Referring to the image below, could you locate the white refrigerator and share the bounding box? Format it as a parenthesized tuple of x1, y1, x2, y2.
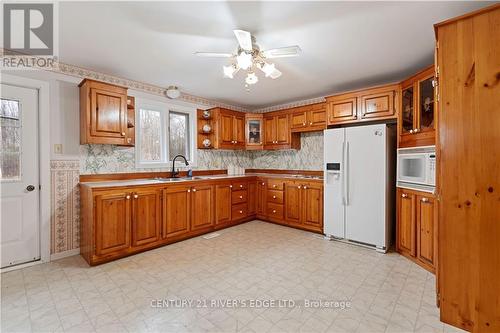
(323, 124, 396, 252)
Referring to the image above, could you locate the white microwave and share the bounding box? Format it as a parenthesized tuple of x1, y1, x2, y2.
(397, 146, 436, 189)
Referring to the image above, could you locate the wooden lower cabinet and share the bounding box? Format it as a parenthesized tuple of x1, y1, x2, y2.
(191, 185, 215, 231)
(163, 185, 191, 239)
(396, 187, 436, 272)
(80, 175, 323, 265)
(284, 181, 323, 232)
(131, 188, 161, 247)
(215, 183, 232, 225)
(94, 190, 131, 257)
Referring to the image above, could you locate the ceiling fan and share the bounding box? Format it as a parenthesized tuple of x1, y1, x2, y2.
(195, 30, 301, 87)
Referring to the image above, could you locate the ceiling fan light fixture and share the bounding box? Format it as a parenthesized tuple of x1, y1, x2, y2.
(245, 72, 258, 85)
(260, 62, 276, 77)
(166, 86, 181, 99)
(223, 65, 238, 79)
(236, 51, 252, 70)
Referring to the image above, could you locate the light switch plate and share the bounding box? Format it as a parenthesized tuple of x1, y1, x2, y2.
(54, 144, 63, 154)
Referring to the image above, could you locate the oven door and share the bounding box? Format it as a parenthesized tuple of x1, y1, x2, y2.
(397, 153, 428, 185)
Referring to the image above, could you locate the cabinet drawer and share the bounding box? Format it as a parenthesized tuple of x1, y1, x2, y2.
(267, 203, 284, 220)
(267, 180, 284, 190)
(231, 182, 247, 191)
(232, 203, 248, 220)
(231, 190, 248, 204)
(267, 190, 284, 204)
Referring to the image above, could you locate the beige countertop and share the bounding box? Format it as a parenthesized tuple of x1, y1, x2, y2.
(79, 173, 323, 189)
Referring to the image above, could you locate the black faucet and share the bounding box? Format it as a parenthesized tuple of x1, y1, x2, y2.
(171, 154, 189, 178)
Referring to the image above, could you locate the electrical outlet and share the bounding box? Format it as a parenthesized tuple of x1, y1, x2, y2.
(54, 144, 63, 154)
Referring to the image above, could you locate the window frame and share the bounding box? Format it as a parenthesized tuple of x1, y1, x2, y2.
(135, 98, 197, 169)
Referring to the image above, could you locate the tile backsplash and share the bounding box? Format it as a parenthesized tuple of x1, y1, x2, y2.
(80, 132, 324, 174)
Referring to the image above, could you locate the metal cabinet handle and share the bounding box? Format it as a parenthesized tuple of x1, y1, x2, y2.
(273, 185, 277, 188)
(240, 184, 243, 188)
(261, 182, 265, 186)
(414, 128, 419, 133)
(192, 188, 197, 192)
(121, 132, 126, 136)
(239, 210, 243, 214)
(230, 185, 233, 188)
(309, 122, 313, 125)
(273, 195, 276, 199)
(303, 122, 306, 126)
(272, 210, 276, 213)
(409, 129, 414, 134)
(133, 194, 138, 199)
(239, 195, 243, 199)
(303, 186, 308, 189)
(421, 197, 429, 203)
(401, 193, 408, 198)
(126, 195, 131, 200)
(26, 185, 35, 192)
(298, 185, 301, 189)
(187, 189, 191, 193)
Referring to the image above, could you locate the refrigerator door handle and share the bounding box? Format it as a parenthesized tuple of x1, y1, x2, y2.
(345, 141, 350, 205)
(342, 141, 346, 205)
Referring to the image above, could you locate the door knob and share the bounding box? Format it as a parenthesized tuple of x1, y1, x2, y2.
(303, 186, 308, 189)
(421, 197, 429, 203)
(133, 194, 138, 199)
(192, 188, 197, 192)
(239, 195, 243, 199)
(401, 193, 408, 198)
(126, 195, 131, 200)
(121, 132, 126, 136)
(273, 195, 276, 199)
(26, 185, 35, 192)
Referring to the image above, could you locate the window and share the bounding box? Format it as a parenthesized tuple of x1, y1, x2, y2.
(135, 99, 196, 168)
(0, 99, 21, 180)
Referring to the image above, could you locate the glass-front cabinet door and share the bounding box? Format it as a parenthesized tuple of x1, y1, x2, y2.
(245, 114, 263, 150)
(401, 85, 415, 135)
(418, 76, 435, 133)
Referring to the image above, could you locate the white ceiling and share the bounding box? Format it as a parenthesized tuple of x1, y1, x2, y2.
(59, 1, 491, 109)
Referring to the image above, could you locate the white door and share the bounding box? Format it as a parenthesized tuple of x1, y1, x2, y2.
(323, 128, 345, 238)
(1, 83, 40, 268)
(345, 124, 387, 248)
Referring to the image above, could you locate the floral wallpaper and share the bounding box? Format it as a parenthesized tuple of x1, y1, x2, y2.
(80, 132, 324, 174)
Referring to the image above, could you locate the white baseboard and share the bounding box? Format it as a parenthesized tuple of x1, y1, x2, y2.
(50, 248, 80, 261)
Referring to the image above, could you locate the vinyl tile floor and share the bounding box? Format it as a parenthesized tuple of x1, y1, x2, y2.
(1, 220, 465, 333)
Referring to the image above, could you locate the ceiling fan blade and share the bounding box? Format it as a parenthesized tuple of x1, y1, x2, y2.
(262, 46, 301, 58)
(195, 52, 233, 58)
(233, 29, 253, 51)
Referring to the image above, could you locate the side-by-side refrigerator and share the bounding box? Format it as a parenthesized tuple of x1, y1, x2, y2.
(323, 124, 396, 252)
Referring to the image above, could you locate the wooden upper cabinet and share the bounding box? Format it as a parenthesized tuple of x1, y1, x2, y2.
(163, 185, 191, 239)
(397, 188, 416, 257)
(326, 96, 357, 124)
(326, 84, 398, 125)
(398, 66, 436, 148)
(191, 185, 214, 231)
(80, 79, 131, 145)
(263, 111, 300, 150)
(94, 190, 131, 257)
(131, 188, 161, 247)
(215, 183, 232, 225)
(214, 108, 246, 149)
(360, 90, 394, 119)
(290, 102, 327, 132)
(245, 113, 263, 150)
(416, 194, 436, 268)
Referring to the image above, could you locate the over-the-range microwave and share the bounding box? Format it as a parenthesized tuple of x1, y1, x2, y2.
(397, 146, 436, 193)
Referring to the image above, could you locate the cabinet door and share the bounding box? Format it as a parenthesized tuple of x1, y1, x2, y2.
(264, 116, 276, 145)
(247, 181, 257, 216)
(219, 112, 235, 147)
(246, 117, 263, 148)
(327, 97, 357, 124)
(131, 188, 161, 247)
(360, 91, 395, 119)
(163, 186, 191, 238)
(302, 183, 323, 229)
(416, 195, 435, 267)
(233, 114, 246, 147)
(291, 111, 308, 130)
(397, 190, 416, 257)
(307, 109, 326, 128)
(215, 184, 232, 225)
(417, 75, 435, 133)
(191, 185, 215, 231)
(285, 182, 302, 224)
(276, 115, 289, 144)
(90, 88, 127, 141)
(95, 191, 131, 256)
(401, 85, 416, 135)
(256, 180, 267, 216)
